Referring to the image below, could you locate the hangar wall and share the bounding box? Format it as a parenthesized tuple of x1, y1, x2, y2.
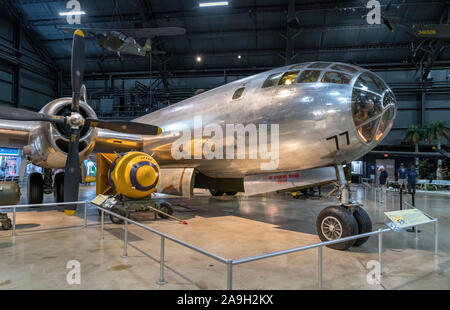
(0, 7, 56, 110)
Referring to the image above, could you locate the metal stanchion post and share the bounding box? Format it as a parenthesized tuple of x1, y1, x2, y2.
(378, 230, 384, 278)
(157, 236, 166, 285)
(12, 207, 16, 237)
(227, 260, 233, 290)
(434, 220, 439, 257)
(101, 209, 104, 240)
(122, 220, 128, 258)
(84, 202, 87, 229)
(318, 246, 323, 290)
(399, 188, 403, 210)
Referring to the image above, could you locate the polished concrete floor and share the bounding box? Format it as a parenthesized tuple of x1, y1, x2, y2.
(0, 184, 449, 290)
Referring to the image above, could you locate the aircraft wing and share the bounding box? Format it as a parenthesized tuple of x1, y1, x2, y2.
(0, 120, 35, 148)
(56, 26, 186, 37)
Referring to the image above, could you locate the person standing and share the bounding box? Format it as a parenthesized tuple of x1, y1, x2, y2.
(397, 163, 407, 191)
(379, 166, 389, 187)
(407, 166, 419, 195)
(436, 165, 444, 180)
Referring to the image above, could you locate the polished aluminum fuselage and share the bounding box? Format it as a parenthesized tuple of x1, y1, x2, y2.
(134, 63, 393, 178)
(0, 63, 395, 178)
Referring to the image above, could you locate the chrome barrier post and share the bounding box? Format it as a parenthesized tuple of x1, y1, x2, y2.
(434, 220, 439, 257)
(318, 246, 323, 290)
(84, 202, 87, 229)
(157, 236, 167, 285)
(227, 260, 233, 290)
(122, 220, 128, 258)
(378, 229, 384, 278)
(101, 209, 104, 240)
(12, 207, 16, 237)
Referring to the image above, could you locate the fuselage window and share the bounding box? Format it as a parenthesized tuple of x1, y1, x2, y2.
(297, 70, 321, 83)
(279, 71, 300, 85)
(321, 71, 352, 84)
(352, 89, 383, 127)
(354, 72, 387, 95)
(331, 64, 358, 74)
(262, 72, 283, 88)
(308, 62, 332, 69)
(232, 87, 245, 100)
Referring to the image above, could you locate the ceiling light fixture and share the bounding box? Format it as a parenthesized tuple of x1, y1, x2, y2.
(196, 56, 202, 62)
(59, 11, 86, 16)
(199, 1, 229, 8)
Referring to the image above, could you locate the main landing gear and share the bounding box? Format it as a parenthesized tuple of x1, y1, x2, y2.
(27, 169, 65, 205)
(316, 204, 372, 250)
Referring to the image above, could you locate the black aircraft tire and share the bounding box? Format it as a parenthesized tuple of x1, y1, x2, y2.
(1, 219, 12, 231)
(158, 202, 174, 219)
(352, 206, 372, 247)
(110, 207, 124, 225)
(316, 205, 358, 251)
(210, 189, 225, 197)
(28, 173, 44, 205)
(53, 172, 65, 203)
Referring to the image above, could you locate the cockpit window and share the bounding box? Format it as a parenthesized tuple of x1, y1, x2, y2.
(331, 64, 358, 74)
(383, 91, 396, 107)
(290, 63, 308, 70)
(262, 72, 283, 88)
(308, 62, 332, 69)
(354, 72, 387, 95)
(358, 120, 379, 143)
(321, 71, 352, 85)
(232, 87, 245, 100)
(297, 70, 321, 83)
(375, 107, 395, 142)
(279, 71, 300, 85)
(352, 89, 383, 127)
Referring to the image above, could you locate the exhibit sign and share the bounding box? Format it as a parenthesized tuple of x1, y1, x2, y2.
(384, 209, 431, 231)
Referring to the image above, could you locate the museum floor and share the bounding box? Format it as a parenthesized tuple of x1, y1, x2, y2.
(0, 185, 449, 290)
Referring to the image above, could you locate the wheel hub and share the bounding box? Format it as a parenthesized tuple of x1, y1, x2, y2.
(321, 216, 343, 240)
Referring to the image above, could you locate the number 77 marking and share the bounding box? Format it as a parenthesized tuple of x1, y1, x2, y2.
(326, 131, 350, 151)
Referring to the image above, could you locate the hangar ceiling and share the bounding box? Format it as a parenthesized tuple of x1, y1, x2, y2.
(9, 0, 450, 77)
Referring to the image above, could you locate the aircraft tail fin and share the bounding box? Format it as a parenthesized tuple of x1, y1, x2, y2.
(144, 38, 152, 53)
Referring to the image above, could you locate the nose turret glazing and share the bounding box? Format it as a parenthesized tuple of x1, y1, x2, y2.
(351, 72, 396, 144)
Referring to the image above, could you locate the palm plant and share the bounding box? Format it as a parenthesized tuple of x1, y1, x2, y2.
(426, 120, 449, 166)
(404, 125, 426, 166)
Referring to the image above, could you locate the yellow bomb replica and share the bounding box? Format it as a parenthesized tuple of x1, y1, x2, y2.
(108, 152, 160, 199)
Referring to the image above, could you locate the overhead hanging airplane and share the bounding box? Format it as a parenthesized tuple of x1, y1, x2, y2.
(57, 26, 186, 60)
(0, 30, 397, 250)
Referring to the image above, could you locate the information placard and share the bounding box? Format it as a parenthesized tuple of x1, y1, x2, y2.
(384, 209, 431, 230)
(91, 194, 108, 206)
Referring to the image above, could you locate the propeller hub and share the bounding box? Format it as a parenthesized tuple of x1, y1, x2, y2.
(68, 112, 84, 128)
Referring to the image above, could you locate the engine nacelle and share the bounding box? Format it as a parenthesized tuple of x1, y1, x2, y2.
(23, 98, 98, 169)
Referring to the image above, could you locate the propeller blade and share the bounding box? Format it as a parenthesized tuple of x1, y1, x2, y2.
(85, 119, 162, 135)
(64, 129, 81, 216)
(71, 29, 86, 113)
(383, 17, 394, 32)
(0, 106, 66, 124)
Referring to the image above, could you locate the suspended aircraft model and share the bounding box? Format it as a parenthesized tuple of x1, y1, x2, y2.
(57, 26, 186, 60)
(0, 30, 398, 250)
(378, 0, 450, 82)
